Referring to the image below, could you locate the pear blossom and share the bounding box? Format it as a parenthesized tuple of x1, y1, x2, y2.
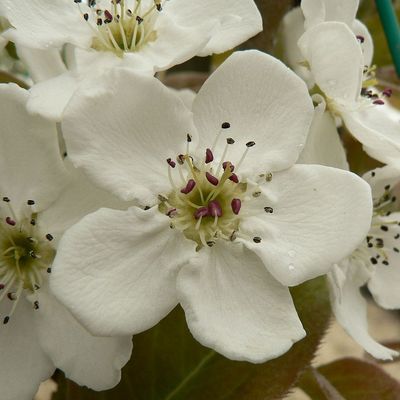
(0, 0, 262, 121)
(299, 110, 399, 360)
(50, 50, 372, 363)
(280, 0, 373, 89)
(0, 84, 133, 400)
(298, 21, 400, 168)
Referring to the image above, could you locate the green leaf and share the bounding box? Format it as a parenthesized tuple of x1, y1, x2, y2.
(299, 357, 400, 400)
(53, 277, 331, 400)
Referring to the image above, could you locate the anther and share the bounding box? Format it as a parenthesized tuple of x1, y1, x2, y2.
(3, 316, 9, 325)
(144, 206, 151, 210)
(265, 173, 273, 182)
(205, 148, 214, 164)
(136, 16, 144, 24)
(97, 18, 103, 25)
(5, 217, 16, 226)
(155, 2, 162, 11)
(356, 35, 365, 43)
(206, 172, 219, 186)
(7, 293, 16, 301)
(46, 234, 54, 241)
(395, 234, 400, 239)
(47, 267, 52, 274)
(186, 134, 192, 143)
(29, 250, 38, 259)
(371, 171, 376, 177)
(229, 173, 239, 183)
(373, 99, 385, 105)
(104, 10, 113, 22)
(382, 260, 389, 266)
(231, 199, 241, 215)
(252, 191, 261, 197)
(208, 201, 222, 217)
(383, 88, 393, 97)
(221, 122, 230, 129)
(167, 158, 176, 168)
(83, 13, 89, 21)
(394, 247, 399, 253)
(253, 236, 262, 243)
(0, 284, 4, 290)
(206, 241, 215, 247)
(34, 301, 40, 310)
(367, 242, 373, 248)
(370, 257, 378, 265)
(181, 179, 196, 194)
(2, 197, 10, 203)
(385, 185, 391, 191)
(222, 161, 234, 171)
(27, 200, 35, 205)
(30, 219, 36, 226)
(264, 206, 274, 213)
(194, 207, 209, 219)
(166, 208, 177, 217)
(88, 0, 96, 6)
(381, 225, 389, 232)
(177, 154, 185, 165)
(226, 138, 235, 145)
(246, 141, 256, 147)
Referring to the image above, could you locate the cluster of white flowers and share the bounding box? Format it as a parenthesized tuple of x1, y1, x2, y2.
(0, 0, 398, 398)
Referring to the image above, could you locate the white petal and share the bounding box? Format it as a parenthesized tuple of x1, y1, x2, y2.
(2, 0, 92, 49)
(16, 46, 66, 83)
(39, 163, 130, 242)
(298, 99, 349, 169)
(62, 68, 196, 205)
(177, 242, 305, 363)
(298, 22, 363, 103)
(0, 84, 69, 215)
(165, 0, 262, 56)
(51, 206, 196, 336)
(193, 50, 314, 175)
(279, 7, 314, 88)
(32, 290, 133, 391)
(301, 0, 325, 29)
(323, 0, 359, 26)
(27, 72, 79, 122)
(239, 164, 372, 286)
(329, 262, 398, 360)
(0, 297, 55, 400)
(352, 19, 374, 67)
(342, 105, 400, 167)
(362, 165, 400, 201)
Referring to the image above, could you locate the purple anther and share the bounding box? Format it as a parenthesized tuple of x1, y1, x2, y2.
(167, 158, 176, 168)
(383, 88, 393, 97)
(356, 35, 365, 43)
(0, 284, 4, 290)
(373, 99, 385, 105)
(166, 208, 177, 217)
(205, 148, 214, 163)
(231, 198, 241, 215)
(181, 179, 196, 194)
(208, 200, 222, 217)
(104, 10, 113, 21)
(194, 207, 209, 219)
(5, 217, 16, 226)
(177, 154, 185, 165)
(223, 161, 234, 172)
(206, 172, 219, 186)
(229, 173, 239, 183)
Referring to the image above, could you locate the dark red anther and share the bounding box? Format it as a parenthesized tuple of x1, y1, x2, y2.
(0, 284, 4, 290)
(104, 9, 113, 21)
(206, 172, 219, 186)
(167, 158, 176, 168)
(229, 173, 239, 183)
(194, 207, 209, 219)
(181, 179, 196, 194)
(383, 88, 393, 97)
(222, 161, 234, 172)
(166, 208, 177, 217)
(205, 148, 214, 163)
(5, 217, 16, 226)
(177, 154, 185, 165)
(373, 99, 385, 105)
(208, 200, 222, 217)
(356, 35, 365, 43)
(231, 198, 241, 215)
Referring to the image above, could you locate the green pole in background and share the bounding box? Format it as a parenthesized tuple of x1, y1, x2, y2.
(375, 0, 400, 77)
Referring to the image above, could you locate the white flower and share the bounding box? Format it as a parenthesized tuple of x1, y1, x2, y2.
(298, 20, 400, 168)
(50, 50, 372, 363)
(279, 0, 372, 86)
(1, 0, 262, 121)
(299, 107, 400, 360)
(0, 84, 133, 400)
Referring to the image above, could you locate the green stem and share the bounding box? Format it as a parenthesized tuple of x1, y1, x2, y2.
(164, 351, 215, 400)
(375, 0, 400, 77)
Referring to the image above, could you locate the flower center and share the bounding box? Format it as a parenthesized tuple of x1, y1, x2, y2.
(75, 0, 162, 55)
(0, 198, 55, 324)
(159, 123, 261, 250)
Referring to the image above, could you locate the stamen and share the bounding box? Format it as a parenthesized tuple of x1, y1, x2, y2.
(208, 201, 222, 217)
(231, 199, 241, 215)
(206, 172, 219, 186)
(205, 148, 214, 164)
(194, 207, 209, 220)
(181, 179, 196, 194)
(236, 141, 256, 172)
